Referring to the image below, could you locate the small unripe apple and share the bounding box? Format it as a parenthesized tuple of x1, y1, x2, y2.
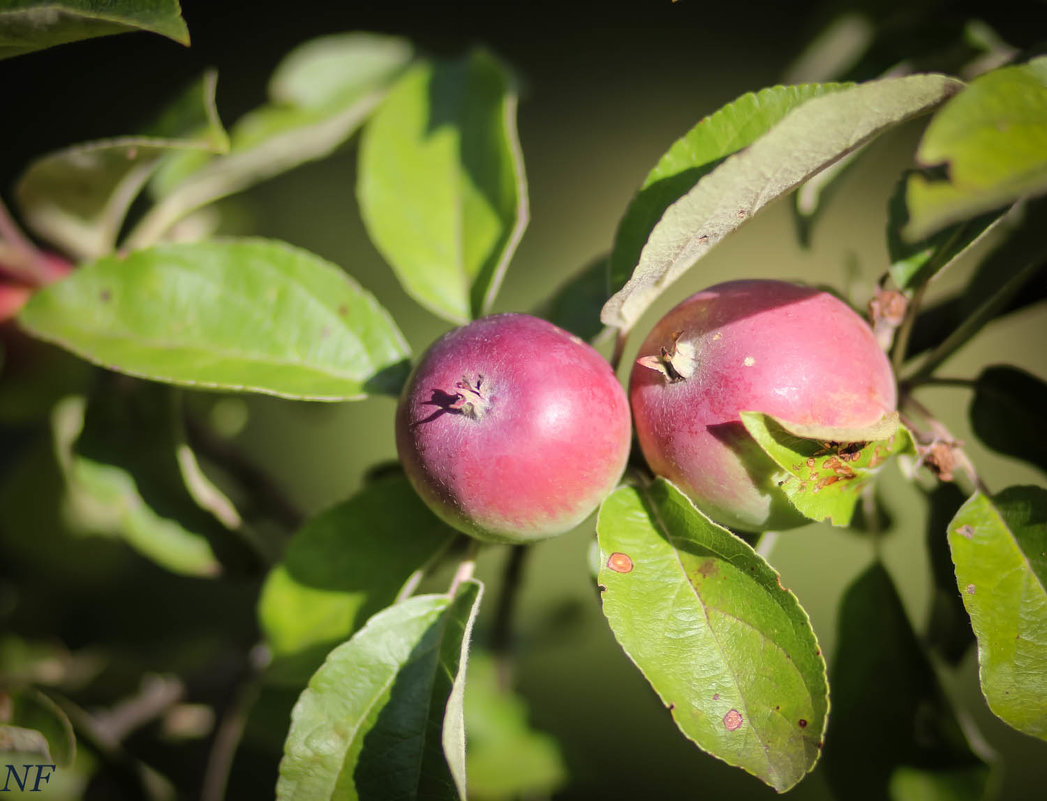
(396, 313, 631, 544)
(629, 279, 897, 532)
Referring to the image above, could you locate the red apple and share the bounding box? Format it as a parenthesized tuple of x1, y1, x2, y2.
(396, 313, 631, 544)
(629, 279, 897, 532)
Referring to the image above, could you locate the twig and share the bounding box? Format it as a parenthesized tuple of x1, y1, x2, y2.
(200, 644, 269, 801)
(491, 545, 529, 691)
(92, 675, 184, 743)
(900, 393, 989, 496)
(184, 414, 304, 532)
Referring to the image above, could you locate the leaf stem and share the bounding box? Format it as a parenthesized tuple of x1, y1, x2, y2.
(200, 644, 268, 801)
(890, 281, 926, 377)
(610, 328, 628, 372)
(491, 544, 529, 691)
(448, 540, 479, 596)
(906, 375, 977, 390)
(0, 195, 48, 285)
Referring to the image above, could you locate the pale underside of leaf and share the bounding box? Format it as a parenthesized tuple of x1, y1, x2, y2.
(601, 74, 963, 331)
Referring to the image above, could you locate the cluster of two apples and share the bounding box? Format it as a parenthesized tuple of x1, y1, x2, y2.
(396, 280, 898, 544)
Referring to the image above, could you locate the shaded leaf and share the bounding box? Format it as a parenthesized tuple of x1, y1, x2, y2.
(0, 688, 76, 768)
(924, 484, 976, 665)
(464, 652, 566, 800)
(822, 563, 994, 801)
(15, 71, 228, 260)
(0, 0, 188, 60)
(905, 57, 1047, 240)
(887, 175, 1005, 290)
(610, 83, 850, 293)
(132, 34, 411, 248)
(51, 386, 229, 578)
(358, 50, 528, 323)
(259, 475, 458, 685)
(18, 239, 411, 400)
(277, 580, 483, 801)
(596, 479, 828, 793)
(970, 365, 1047, 475)
(948, 487, 1047, 740)
(740, 412, 914, 527)
(601, 74, 962, 330)
(537, 254, 610, 343)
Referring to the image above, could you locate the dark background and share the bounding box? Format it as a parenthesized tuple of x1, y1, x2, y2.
(3, 1, 1047, 799)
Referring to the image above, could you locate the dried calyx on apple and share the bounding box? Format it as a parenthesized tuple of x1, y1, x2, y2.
(396, 313, 632, 545)
(629, 279, 898, 532)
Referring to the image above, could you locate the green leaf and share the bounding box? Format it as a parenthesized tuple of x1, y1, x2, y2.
(130, 34, 412, 249)
(887, 175, 1005, 290)
(18, 239, 411, 400)
(277, 580, 483, 801)
(740, 412, 914, 527)
(948, 487, 1047, 740)
(0, 0, 188, 60)
(601, 74, 962, 331)
(970, 366, 1047, 475)
(536, 254, 610, 344)
(15, 70, 228, 260)
(51, 387, 228, 578)
(259, 475, 458, 684)
(464, 652, 566, 800)
(358, 50, 528, 323)
(610, 83, 851, 293)
(596, 479, 828, 792)
(0, 688, 76, 768)
(822, 563, 994, 801)
(905, 57, 1047, 241)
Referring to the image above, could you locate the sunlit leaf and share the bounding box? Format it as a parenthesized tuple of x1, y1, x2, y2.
(259, 476, 457, 684)
(131, 34, 412, 249)
(970, 365, 1047, 475)
(0, 0, 188, 60)
(740, 412, 914, 527)
(601, 74, 961, 331)
(358, 50, 528, 323)
(597, 479, 828, 792)
(277, 581, 483, 801)
(610, 83, 850, 293)
(464, 652, 566, 800)
(822, 563, 994, 801)
(948, 487, 1047, 740)
(19, 239, 411, 400)
(15, 71, 227, 260)
(905, 57, 1047, 240)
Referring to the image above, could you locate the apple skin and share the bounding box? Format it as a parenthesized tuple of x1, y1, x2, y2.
(629, 279, 897, 532)
(396, 313, 631, 544)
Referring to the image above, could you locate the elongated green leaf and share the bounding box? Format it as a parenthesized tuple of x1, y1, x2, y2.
(0, 0, 188, 59)
(949, 487, 1047, 740)
(597, 479, 828, 792)
(610, 83, 851, 292)
(277, 580, 483, 801)
(259, 475, 458, 684)
(822, 563, 994, 801)
(740, 412, 914, 527)
(51, 387, 229, 578)
(16, 71, 228, 260)
(970, 366, 1047, 475)
(601, 74, 962, 330)
(358, 50, 528, 323)
(132, 34, 411, 249)
(906, 57, 1047, 241)
(887, 176, 1005, 290)
(0, 689, 76, 768)
(19, 239, 410, 400)
(463, 652, 565, 800)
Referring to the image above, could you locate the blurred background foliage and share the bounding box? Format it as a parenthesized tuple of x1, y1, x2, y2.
(2, 0, 1046, 798)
